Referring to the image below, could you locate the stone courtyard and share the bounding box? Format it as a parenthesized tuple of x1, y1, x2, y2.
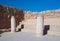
(0, 5, 60, 36)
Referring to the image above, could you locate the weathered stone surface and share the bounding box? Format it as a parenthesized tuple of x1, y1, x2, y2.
(0, 5, 24, 30)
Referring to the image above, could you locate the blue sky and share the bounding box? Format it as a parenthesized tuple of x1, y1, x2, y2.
(0, 0, 60, 12)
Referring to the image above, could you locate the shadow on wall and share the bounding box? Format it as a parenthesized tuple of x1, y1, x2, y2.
(43, 25, 50, 35)
(21, 24, 24, 29)
(17, 24, 24, 32)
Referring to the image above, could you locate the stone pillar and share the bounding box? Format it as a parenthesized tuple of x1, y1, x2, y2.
(36, 16, 44, 37)
(11, 16, 16, 33)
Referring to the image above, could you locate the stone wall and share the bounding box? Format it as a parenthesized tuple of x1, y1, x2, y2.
(24, 10, 60, 19)
(0, 5, 24, 29)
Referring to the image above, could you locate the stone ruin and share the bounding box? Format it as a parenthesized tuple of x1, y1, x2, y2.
(0, 5, 24, 31)
(0, 5, 60, 36)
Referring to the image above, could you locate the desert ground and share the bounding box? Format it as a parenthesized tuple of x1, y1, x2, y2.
(0, 32, 60, 41)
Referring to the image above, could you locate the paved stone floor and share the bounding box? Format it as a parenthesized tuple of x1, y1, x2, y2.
(0, 32, 60, 41)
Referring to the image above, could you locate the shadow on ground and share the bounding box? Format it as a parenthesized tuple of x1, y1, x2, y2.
(0, 31, 4, 37)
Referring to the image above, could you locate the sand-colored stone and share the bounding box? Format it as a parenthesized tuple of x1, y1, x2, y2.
(22, 9, 60, 36)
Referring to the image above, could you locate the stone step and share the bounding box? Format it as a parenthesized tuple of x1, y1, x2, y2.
(48, 30, 60, 36)
(22, 27, 36, 32)
(24, 27, 36, 30)
(24, 25, 36, 28)
(50, 26, 60, 31)
(50, 28, 60, 31)
(21, 28, 36, 33)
